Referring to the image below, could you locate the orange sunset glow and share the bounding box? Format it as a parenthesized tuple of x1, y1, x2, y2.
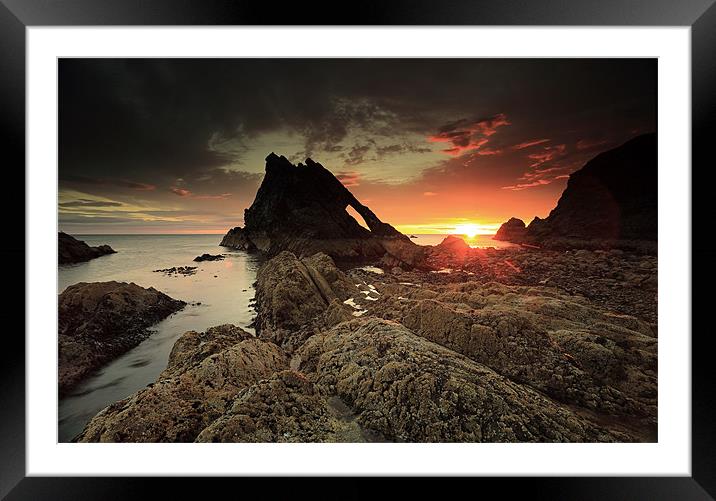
(58, 59, 656, 235)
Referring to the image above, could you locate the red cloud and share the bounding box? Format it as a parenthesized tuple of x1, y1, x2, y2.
(576, 138, 609, 150)
(171, 187, 192, 197)
(428, 113, 510, 156)
(336, 171, 361, 187)
(170, 187, 231, 199)
(501, 179, 553, 191)
(125, 181, 156, 191)
(193, 193, 232, 200)
(423, 191, 438, 197)
(501, 144, 574, 191)
(474, 147, 503, 156)
(527, 144, 567, 167)
(511, 138, 550, 150)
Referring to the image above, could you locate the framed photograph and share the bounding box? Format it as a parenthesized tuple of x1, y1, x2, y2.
(3, 0, 713, 498)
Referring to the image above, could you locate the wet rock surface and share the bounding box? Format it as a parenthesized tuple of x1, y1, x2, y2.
(58, 281, 185, 395)
(59, 232, 116, 265)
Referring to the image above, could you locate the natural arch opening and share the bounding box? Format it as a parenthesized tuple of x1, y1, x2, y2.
(346, 205, 370, 231)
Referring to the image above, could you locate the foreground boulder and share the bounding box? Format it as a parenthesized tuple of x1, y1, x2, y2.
(196, 370, 378, 443)
(254, 251, 358, 352)
(58, 281, 185, 395)
(58, 232, 116, 264)
(78, 316, 639, 443)
(220, 153, 425, 267)
(371, 280, 656, 428)
(294, 318, 635, 442)
(76, 325, 288, 442)
(78, 325, 375, 443)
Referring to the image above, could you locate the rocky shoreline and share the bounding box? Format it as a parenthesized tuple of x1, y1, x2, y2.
(75, 245, 657, 442)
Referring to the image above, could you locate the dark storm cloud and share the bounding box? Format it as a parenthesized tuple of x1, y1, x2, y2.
(60, 58, 655, 177)
(376, 143, 432, 157)
(344, 144, 372, 166)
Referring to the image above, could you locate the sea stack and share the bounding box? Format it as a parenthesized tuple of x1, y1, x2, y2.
(220, 153, 427, 267)
(493, 217, 527, 242)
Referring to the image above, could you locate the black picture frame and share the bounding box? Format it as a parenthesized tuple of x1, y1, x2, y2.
(2, 0, 713, 498)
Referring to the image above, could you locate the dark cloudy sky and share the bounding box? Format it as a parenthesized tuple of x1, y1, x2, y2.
(58, 58, 656, 234)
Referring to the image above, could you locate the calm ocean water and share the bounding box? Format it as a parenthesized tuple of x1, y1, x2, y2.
(58, 234, 260, 442)
(57, 232, 511, 441)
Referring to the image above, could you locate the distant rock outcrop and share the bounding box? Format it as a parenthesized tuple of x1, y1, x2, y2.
(59, 232, 116, 264)
(425, 235, 471, 269)
(496, 133, 657, 250)
(220, 153, 425, 267)
(193, 253, 224, 262)
(58, 281, 185, 395)
(494, 217, 527, 242)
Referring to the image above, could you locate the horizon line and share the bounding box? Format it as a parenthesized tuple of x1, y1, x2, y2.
(63, 232, 495, 236)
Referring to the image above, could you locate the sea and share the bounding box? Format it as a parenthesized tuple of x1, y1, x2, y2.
(57, 233, 514, 441)
(409, 234, 516, 249)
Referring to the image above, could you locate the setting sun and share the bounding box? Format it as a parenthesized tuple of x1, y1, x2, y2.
(453, 223, 480, 237)
(452, 223, 496, 238)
